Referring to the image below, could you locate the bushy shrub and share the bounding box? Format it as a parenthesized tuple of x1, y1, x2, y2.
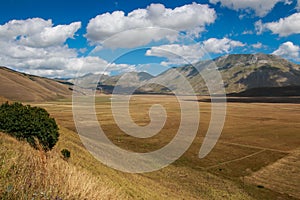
(61, 149, 71, 160)
(0, 102, 59, 151)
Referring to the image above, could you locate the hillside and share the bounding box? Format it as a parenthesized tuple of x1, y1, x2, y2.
(246, 148, 300, 199)
(0, 119, 254, 200)
(73, 54, 300, 96)
(0, 67, 72, 102)
(0, 132, 122, 199)
(214, 54, 300, 94)
(228, 86, 300, 97)
(149, 53, 300, 95)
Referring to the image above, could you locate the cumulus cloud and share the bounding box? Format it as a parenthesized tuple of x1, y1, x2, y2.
(15, 56, 135, 78)
(272, 41, 300, 61)
(202, 38, 245, 53)
(0, 18, 81, 47)
(146, 38, 244, 66)
(209, 0, 291, 17)
(101, 28, 178, 49)
(0, 18, 134, 78)
(86, 3, 216, 48)
(146, 44, 205, 66)
(257, 13, 300, 36)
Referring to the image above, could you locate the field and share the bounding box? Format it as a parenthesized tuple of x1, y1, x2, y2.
(2, 95, 300, 199)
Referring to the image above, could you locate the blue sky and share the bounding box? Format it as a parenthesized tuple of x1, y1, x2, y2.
(0, 0, 300, 77)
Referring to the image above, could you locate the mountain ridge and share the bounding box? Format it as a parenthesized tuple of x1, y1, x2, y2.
(1, 53, 300, 101)
(71, 53, 300, 95)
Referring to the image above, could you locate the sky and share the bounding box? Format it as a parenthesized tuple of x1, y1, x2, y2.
(0, 0, 300, 78)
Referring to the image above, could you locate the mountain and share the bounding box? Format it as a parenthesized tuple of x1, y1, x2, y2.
(4, 53, 298, 100)
(213, 53, 300, 94)
(83, 53, 300, 96)
(0, 66, 72, 101)
(148, 53, 300, 95)
(68, 73, 110, 89)
(100, 71, 154, 86)
(68, 71, 154, 93)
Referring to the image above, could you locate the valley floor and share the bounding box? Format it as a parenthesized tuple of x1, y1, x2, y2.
(1, 95, 300, 199)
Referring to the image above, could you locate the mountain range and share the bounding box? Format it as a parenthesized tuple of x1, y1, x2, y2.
(1, 53, 300, 102)
(69, 53, 300, 96)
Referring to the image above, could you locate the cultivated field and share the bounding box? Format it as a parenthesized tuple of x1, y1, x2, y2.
(20, 95, 300, 199)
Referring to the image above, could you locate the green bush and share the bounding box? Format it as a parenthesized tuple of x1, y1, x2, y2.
(61, 149, 71, 160)
(0, 102, 59, 151)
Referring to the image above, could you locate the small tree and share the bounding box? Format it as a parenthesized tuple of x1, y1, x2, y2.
(0, 102, 59, 151)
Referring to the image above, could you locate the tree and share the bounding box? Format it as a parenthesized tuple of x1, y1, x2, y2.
(0, 102, 59, 151)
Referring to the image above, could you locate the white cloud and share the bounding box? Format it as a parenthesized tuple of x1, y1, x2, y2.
(15, 56, 135, 78)
(145, 38, 245, 66)
(146, 44, 205, 65)
(255, 20, 264, 35)
(86, 3, 216, 48)
(252, 42, 263, 49)
(0, 18, 134, 78)
(0, 18, 81, 47)
(242, 30, 253, 35)
(272, 41, 300, 61)
(297, 0, 300, 10)
(209, 0, 291, 17)
(258, 13, 300, 36)
(202, 38, 245, 53)
(64, 57, 135, 78)
(101, 28, 178, 49)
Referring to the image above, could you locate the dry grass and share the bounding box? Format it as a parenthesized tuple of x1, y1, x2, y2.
(6, 95, 300, 199)
(0, 96, 9, 104)
(0, 67, 71, 102)
(0, 132, 123, 200)
(245, 149, 300, 199)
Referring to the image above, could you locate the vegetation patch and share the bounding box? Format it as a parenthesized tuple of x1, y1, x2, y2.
(61, 149, 71, 160)
(0, 102, 59, 151)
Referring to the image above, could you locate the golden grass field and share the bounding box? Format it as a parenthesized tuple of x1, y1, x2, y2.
(1, 95, 300, 199)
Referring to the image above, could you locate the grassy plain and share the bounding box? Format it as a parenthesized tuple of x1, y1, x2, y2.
(1, 95, 300, 199)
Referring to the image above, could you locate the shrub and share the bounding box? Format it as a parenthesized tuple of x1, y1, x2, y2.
(61, 149, 71, 160)
(0, 102, 59, 151)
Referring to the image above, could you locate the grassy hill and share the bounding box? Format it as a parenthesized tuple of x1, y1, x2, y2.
(0, 132, 122, 199)
(0, 105, 256, 200)
(0, 128, 254, 200)
(0, 67, 72, 102)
